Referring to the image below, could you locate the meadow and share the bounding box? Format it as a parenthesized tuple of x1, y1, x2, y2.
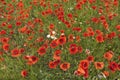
(0, 0, 120, 80)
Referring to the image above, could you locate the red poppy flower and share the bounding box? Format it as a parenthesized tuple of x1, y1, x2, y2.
(108, 14, 114, 20)
(67, 13, 73, 19)
(87, 55, 94, 62)
(54, 60, 61, 65)
(113, 0, 118, 6)
(118, 64, 120, 71)
(116, 25, 120, 31)
(79, 60, 89, 69)
(21, 70, 28, 77)
(95, 30, 103, 35)
(76, 36, 80, 42)
(108, 61, 118, 72)
(0, 52, 3, 56)
(99, 15, 105, 21)
(96, 34, 104, 43)
(57, 36, 66, 45)
(68, 34, 74, 42)
(87, 27, 93, 32)
(1, 22, 7, 27)
(91, 17, 99, 23)
(18, 26, 27, 33)
(49, 24, 54, 30)
(91, 6, 97, 10)
(0, 30, 6, 35)
(60, 30, 64, 33)
(16, 21, 22, 26)
(72, 27, 82, 32)
(60, 62, 70, 71)
(53, 50, 62, 60)
(49, 61, 58, 69)
(17, 1, 24, 8)
(83, 69, 89, 78)
(37, 47, 46, 56)
(88, 0, 96, 4)
(69, 44, 78, 55)
(102, 71, 109, 77)
(1, 37, 9, 44)
(2, 43, 9, 51)
(107, 32, 116, 39)
(11, 48, 21, 57)
(104, 51, 113, 61)
(87, 27, 95, 36)
(102, 21, 109, 30)
(83, 32, 89, 37)
(78, 46, 83, 53)
(7, 24, 12, 29)
(19, 48, 25, 54)
(42, 43, 48, 49)
(94, 62, 104, 70)
(50, 40, 58, 48)
(27, 56, 39, 65)
(82, 0, 87, 4)
(74, 67, 85, 76)
(75, 3, 82, 10)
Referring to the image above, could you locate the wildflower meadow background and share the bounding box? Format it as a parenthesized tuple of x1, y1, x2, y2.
(0, 0, 120, 80)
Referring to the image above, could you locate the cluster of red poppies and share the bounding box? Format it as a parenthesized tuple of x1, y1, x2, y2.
(0, 0, 120, 79)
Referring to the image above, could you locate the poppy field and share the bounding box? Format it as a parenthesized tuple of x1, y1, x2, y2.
(0, 0, 120, 80)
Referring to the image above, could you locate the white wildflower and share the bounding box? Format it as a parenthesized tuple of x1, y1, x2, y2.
(47, 34, 51, 38)
(52, 31, 56, 35)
